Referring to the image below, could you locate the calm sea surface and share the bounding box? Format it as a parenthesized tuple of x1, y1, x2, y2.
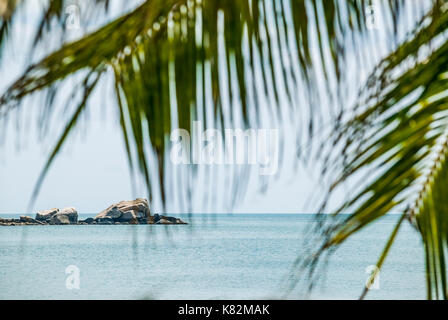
(0, 214, 425, 299)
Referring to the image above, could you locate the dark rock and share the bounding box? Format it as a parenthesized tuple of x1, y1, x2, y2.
(117, 210, 137, 222)
(156, 218, 173, 225)
(20, 216, 44, 225)
(79, 218, 94, 224)
(165, 216, 178, 223)
(138, 218, 148, 224)
(152, 215, 187, 225)
(96, 217, 114, 225)
(84, 218, 94, 224)
(176, 219, 187, 224)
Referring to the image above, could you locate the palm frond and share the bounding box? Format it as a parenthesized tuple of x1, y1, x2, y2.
(0, 0, 20, 58)
(414, 135, 448, 299)
(309, 1, 448, 299)
(33, 0, 110, 45)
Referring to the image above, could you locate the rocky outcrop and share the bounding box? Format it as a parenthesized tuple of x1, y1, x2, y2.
(20, 216, 44, 225)
(153, 213, 187, 225)
(94, 198, 150, 224)
(0, 199, 187, 226)
(0, 215, 47, 226)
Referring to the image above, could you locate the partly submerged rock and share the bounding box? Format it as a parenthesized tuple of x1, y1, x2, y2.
(156, 218, 173, 225)
(20, 216, 44, 225)
(49, 207, 78, 225)
(36, 208, 59, 222)
(96, 217, 114, 225)
(153, 214, 187, 225)
(79, 217, 94, 224)
(0, 218, 20, 226)
(95, 198, 150, 222)
(50, 214, 70, 225)
(118, 210, 138, 223)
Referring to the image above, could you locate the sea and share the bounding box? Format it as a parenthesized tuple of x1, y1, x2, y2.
(0, 214, 425, 299)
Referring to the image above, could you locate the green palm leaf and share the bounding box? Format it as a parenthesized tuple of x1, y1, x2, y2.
(308, 1, 448, 299)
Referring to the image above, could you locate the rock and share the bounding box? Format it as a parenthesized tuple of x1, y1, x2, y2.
(95, 206, 122, 220)
(165, 216, 178, 223)
(95, 198, 150, 222)
(49, 207, 78, 225)
(156, 218, 173, 225)
(59, 207, 78, 224)
(3, 222, 15, 226)
(0, 218, 18, 226)
(36, 208, 59, 222)
(138, 218, 148, 224)
(135, 211, 147, 219)
(116, 198, 150, 216)
(117, 210, 138, 222)
(84, 218, 94, 224)
(0, 198, 189, 226)
(20, 216, 44, 225)
(152, 215, 187, 225)
(50, 214, 70, 225)
(96, 217, 114, 225)
(78, 218, 95, 224)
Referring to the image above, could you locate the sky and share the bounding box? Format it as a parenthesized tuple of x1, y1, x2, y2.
(0, 0, 426, 214)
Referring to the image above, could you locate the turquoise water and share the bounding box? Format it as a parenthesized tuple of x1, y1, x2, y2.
(0, 214, 425, 299)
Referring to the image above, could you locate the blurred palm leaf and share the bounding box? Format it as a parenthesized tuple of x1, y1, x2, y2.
(308, 0, 448, 299)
